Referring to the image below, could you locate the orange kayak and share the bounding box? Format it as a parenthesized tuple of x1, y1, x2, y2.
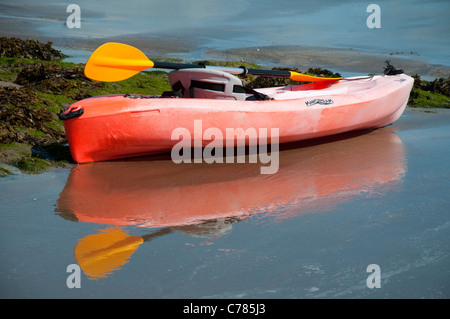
(59, 71, 413, 164)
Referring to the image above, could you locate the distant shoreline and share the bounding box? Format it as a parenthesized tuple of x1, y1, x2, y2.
(54, 39, 450, 81)
(1, 19, 449, 81)
(204, 45, 450, 80)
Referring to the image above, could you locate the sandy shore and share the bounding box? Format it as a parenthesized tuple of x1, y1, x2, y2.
(205, 46, 450, 79)
(1, 16, 449, 79)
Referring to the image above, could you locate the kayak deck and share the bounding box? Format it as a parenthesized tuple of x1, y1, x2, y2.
(60, 73, 414, 164)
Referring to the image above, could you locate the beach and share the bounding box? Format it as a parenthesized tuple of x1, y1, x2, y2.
(1, 0, 449, 302)
(1, 107, 450, 299)
(1, 0, 450, 79)
(206, 46, 450, 79)
(1, 28, 449, 81)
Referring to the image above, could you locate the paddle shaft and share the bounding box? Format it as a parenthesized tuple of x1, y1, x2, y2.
(84, 42, 341, 82)
(153, 61, 291, 78)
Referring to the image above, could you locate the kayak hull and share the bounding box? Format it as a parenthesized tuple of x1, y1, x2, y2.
(61, 74, 413, 163)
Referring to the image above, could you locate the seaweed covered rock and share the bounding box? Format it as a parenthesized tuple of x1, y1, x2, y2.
(14, 63, 99, 100)
(305, 67, 341, 78)
(409, 75, 450, 108)
(0, 87, 66, 145)
(412, 74, 450, 97)
(429, 77, 450, 97)
(245, 67, 301, 89)
(245, 67, 341, 89)
(0, 37, 65, 61)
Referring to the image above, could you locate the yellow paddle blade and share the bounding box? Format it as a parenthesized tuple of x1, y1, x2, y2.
(74, 227, 144, 279)
(289, 71, 342, 82)
(84, 42, 154, 82)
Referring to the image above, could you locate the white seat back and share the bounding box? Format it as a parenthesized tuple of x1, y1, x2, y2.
(168, 68, 247, 100)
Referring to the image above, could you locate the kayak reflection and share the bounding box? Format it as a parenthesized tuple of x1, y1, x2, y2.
(56, 127, 406, 279)
(57, 127, 406, 228)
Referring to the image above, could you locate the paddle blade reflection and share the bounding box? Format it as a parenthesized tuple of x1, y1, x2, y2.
(74, 227, 144, 280)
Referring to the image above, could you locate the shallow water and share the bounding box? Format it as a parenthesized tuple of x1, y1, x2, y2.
(1, 107, 449, 299)
(1, 1, 449, 70)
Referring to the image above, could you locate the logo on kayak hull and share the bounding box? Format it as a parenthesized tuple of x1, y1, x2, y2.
(305, 99, 334, 107)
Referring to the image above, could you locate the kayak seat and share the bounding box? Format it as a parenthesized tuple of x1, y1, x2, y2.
(168, 68, 271, 101)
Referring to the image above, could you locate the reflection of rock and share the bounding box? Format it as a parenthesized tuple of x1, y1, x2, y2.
(174, 217, 238, 238)
(0, 37, 65, 61)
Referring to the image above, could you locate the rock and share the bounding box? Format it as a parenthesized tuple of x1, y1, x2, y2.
(427, 77, 450, 97)
(0, 80, 22, 88)
(412, 74, 450, 97)
(0, 87, 66, 145)
(13, 63, 100, 100)
(0, 37, 65, 61)
(245, 67, 341, 89)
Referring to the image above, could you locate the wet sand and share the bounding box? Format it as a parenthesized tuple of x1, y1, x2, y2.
(1, 107, 449, 299)
(205, 46, 450, 79)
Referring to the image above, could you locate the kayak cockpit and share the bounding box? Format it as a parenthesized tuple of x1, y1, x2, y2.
(165, 68, 343, 101)
(168, 68, 272, 101)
